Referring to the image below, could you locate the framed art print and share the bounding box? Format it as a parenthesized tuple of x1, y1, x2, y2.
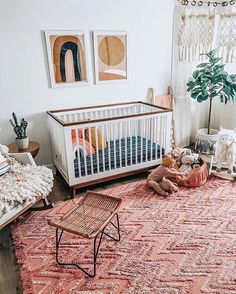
(45, 30, 89, 88)
(93, 31, 128, 84)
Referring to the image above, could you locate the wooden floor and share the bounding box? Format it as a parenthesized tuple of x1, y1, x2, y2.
(0, 172, 146, 294)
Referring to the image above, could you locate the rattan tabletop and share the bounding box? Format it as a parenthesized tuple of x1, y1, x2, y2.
(48, 191, 122, 238)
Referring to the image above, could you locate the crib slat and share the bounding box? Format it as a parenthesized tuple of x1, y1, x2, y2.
(150, 117, 153, 160)
(113, 122, 117, 169)
(119, 121, 122, 168)
(88, 127, 94, 176)
(123, 113, 127, 167)
(165, 115, 167, 150)
(163, 116, 166, 152)
(145, 118, 148, 162)
(140, 119, 143, 164)
(160, 117, 163, 160)
(82, 128, 88, 177)
(101, 125, 106, 172)
(95, 126, 100, 173)
(123, 118, 127, 168)
(107, 123, 111, 171)
(74, 128, 81, 178)
(129, 119, 132, 166)
(155, 117, 158, 160)
(135, 120, 138, 165)
(127, 108, 131, 166)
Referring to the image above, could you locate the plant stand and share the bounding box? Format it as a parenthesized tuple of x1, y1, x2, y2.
(195, 128, 219, 155)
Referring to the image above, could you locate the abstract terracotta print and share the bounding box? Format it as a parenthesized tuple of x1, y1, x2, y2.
(49, 35, 87, 84)
(96, 34, 127, 81)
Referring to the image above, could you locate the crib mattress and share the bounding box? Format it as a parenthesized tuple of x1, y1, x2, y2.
(74, 136, 164, 178)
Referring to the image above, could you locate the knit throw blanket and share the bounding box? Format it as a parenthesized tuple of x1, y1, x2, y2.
(0, 157, 53, 213)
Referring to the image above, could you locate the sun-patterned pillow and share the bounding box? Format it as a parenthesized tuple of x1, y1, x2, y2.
(85, 127, 107, 152)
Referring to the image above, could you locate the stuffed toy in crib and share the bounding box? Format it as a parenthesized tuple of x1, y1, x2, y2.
(147, 154, 184, 197)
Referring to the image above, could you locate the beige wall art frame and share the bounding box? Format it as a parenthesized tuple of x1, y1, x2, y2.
(93, 31, 128, 84)
(45, 30, 90, 88)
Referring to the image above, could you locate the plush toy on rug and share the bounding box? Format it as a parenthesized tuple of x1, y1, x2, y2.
(179, 150, 200, 176)
(215, 127, 236, 174)
(147, 154, 184, 197)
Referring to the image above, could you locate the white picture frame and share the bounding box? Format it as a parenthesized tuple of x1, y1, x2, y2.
(44, 30, 90, 88)
(93, 31, 128, 84)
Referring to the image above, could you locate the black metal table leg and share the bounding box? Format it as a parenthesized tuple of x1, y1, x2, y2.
(103, 213, 120, 241)
(54, 213, 121, 277)
(55, 228, 105, 277)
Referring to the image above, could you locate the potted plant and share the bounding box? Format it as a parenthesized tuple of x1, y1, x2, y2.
(187, 49, 236, 154)
(9, 112, 29, 149)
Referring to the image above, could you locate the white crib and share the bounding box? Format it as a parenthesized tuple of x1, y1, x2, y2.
(47, 101, 172, 196)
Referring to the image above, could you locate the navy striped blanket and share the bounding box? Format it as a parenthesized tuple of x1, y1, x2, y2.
(74, 136, 164, 178)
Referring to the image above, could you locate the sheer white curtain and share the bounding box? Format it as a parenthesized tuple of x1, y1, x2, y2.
(172, 1, 236, 147)
(218, 63, 236, 128)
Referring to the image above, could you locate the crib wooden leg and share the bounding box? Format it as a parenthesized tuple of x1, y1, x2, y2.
(69, 187, 76, 199)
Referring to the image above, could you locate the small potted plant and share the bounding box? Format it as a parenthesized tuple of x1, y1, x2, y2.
(187, 49, 236, 154)
(9, 112, 29, 149)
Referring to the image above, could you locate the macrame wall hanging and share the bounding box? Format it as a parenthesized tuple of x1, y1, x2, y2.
(217, 13, 236, 62)
(176, 0, 236, 63)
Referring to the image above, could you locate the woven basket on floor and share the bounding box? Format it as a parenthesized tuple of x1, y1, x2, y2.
(176, 158, 208, 188)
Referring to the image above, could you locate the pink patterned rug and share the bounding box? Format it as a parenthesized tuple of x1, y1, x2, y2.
(12, 177, 236, 294)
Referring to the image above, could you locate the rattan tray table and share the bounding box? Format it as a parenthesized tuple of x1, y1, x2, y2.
(48, 191, 122, 277)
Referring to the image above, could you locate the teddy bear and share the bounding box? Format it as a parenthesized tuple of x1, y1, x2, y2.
(179, 150, 199, 176)
(147, 154, 184, 197)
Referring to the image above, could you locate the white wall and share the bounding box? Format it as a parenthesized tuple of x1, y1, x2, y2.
(0, 0, 174, 165)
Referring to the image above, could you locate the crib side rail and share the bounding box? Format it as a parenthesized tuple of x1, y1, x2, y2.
(63, 111, 172, 186)
(48, 102, 170, 126)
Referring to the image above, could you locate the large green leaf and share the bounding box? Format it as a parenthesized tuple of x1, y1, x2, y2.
(223, 85, 232, 97)
(191, 92, 200, 99)
(187, 80, 196, 88)
(191, 87, 202, 94)
(192, 70, 200, 79)
(213, 68, 224, 77)
(202, 95, 208, 101)
(197, 62, 209, 68)
(197, 95, 204, 102)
